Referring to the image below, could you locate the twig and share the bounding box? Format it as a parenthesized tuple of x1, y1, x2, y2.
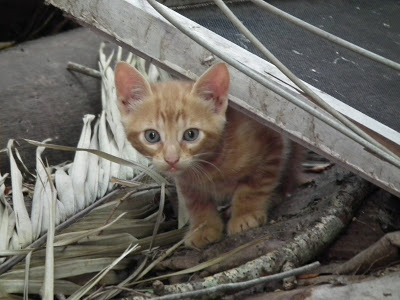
(0, 41, 15, 50)
(67, 62, 101, 79)
(151, 262, 320, 300)
(29, 10, 57, 39)
(110, 177, 175, 190)
(101, 189, 136, 232)
(110, 177, 142, 187)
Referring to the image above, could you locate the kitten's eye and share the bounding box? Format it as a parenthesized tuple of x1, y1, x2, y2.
(144, 130, 161, 143)
(183, 129, 199, 142)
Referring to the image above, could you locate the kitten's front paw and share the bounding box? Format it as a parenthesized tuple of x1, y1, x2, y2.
(185, 220, 223, 249)
(227, 211, 267, 235)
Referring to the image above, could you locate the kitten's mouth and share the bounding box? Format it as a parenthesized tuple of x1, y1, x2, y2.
(165, 166, 185, 176)
(169, 167, 179, 173)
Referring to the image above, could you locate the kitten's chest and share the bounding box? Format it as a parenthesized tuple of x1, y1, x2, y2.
(181, 171, 240, 203)
(210, 177, 238, 203)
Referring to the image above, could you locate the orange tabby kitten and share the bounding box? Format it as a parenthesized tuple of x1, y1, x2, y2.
(115, 62, 302, 248)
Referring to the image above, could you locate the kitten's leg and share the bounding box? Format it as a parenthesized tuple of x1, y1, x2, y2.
(180, 186, 223, 248)
(228, 169, 282, 235)
(186, 201, 224, 248)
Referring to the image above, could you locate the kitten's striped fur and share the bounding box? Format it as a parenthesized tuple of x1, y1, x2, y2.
(115, 62, 303, 248)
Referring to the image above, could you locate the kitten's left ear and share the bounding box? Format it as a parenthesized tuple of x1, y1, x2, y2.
(191, 63, 230, 114)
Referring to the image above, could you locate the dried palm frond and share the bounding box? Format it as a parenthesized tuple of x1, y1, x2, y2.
(0, 44, 186, 297)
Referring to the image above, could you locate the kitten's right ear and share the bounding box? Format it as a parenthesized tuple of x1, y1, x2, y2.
(114, 62, 152, 115)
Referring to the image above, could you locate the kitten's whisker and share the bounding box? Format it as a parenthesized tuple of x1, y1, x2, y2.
(194, 158, 223, 176)
(191, 162, 215, 189)
(189, 163, 204, 185)
(194, 148, 239, 158)
(188, 164, 209, 192)
(188, 162, 211, 190)
(196, 164, 218, 196)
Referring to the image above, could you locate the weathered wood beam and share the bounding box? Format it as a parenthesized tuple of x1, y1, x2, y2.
(46, 0, 400, 197)
(161, 0, 230, 8)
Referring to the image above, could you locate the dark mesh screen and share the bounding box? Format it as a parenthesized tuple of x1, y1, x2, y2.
(178, 0, 400, 132)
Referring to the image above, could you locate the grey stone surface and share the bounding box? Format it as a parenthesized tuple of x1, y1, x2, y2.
(0, 28, 103, 174)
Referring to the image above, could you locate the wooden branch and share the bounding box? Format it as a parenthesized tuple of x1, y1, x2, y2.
(67, 62, 101, 79)
(161, 0, 235, 8)
(45, 0, 400, 197)
(149, 262, 320, 300)
(336, 231, 400, 274)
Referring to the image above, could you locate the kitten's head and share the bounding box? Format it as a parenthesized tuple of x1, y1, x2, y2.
(114, 62, 230, 177)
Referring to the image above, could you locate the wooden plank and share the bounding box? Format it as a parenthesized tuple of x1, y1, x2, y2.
(162, 0, 243, 8)
(46, 0, 400, 197)
(162, 0, 219, 7)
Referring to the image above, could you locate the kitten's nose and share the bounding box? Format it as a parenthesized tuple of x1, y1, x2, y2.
(165, 156, 179, 166)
